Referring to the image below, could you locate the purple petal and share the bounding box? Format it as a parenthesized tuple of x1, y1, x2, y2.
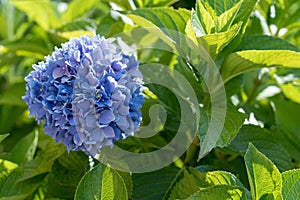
(103, 126, 115, 138)
(99, 109, 115, 124)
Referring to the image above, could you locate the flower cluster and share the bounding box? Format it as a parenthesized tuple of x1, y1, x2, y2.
(23, 35, 144, 156)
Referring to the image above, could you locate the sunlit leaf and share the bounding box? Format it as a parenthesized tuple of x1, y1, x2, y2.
(75, 163, 128, 200)
(186, 185, 247, 200)
(282, 169, 300, 200)
(62, 0, 100, 22)
(245, 143, 282, 200)
(221, 50, 300, 83)
(12, 0, 62, 30)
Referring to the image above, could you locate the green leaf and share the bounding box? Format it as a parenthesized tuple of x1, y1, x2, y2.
(282, 169, 300, 200)
(135, 0, 179, 7)
(53, 152, 89, 186)
(273, 99, 300, 161)
(2, 38, 50, 59)
(9, 129, 38, 164)
(0, 159, 18, 172)
(198, 22, 241, 59)
(194, 0, 215, 34)
(280, 83, 300, 104)
(75, 163, 128, 200)
(198, 107, 247, 159)
(237, 35, 300, 52)
(44, 151, 89, 199)
(62, 0, 99, 22)
(103, 0, 133, 10)
(191, 11, 206, 37)
(244, 143, 282, 200)
(202, 0, 240, 16)
(116, 170, 133, 199)
(18, 140, 66, 181)
(0, 82, 26, 106)
(0, 169, 45, 199)
(215, 1, 242, 32)
(11, 0, 62, 30)
(132, 166, 181, 200)
(221, 50, 300, 83)
(170, 168, 249, 199)
(127, 7, 191, 42)
(0, 134, 9, 143)
(185, 185, 247, 200)
(226, 125, 293, 171)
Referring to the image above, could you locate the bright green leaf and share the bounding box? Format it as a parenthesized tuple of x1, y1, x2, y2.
(135, 0, 179, 7)
(202, 0, 240, 16)
(280, 83, 300, 104)
(221, 50, 300, 83)
(62, 0, 99, 22)
(244, 143, 282, 200)
(127, 7, 191, 42)
(216, 1, 242, 32)
(75, 163, 128, 200)
(170, 168, 250, 199)
(195, 0, 215, 34)
(282, 169, 300, 200)
(185, 185, 247, 200)
(0, 159, 18, 172)
(12, 0, 62, 30)
(198, 22, 241, 59)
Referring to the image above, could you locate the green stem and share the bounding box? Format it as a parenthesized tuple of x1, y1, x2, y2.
(183, 136, 200, 166)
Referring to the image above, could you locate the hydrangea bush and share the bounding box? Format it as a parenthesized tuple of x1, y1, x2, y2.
(22, 35, 144, 156)
(1, 0, 300, 199)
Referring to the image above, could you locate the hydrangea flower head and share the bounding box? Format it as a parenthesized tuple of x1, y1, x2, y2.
(22, 35, 144, 156)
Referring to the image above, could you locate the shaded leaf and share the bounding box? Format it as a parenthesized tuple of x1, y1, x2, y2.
(237, 35, 300, 52)
(10, 129, 38, 164)
(132, 166, 181, 200)
(198, 107, 247, 159)
(0, 134, 9, 143)
(0, 169, 45, 199)
(226, 125, 293, 171)
(0, 82, 27, 107)
(18, 140, 66, 181)
(273, 99, 300, 161)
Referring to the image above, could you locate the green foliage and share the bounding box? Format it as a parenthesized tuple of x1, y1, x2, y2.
(245, 143, 282, 200)
(75, 163, 128, 200)
(1, 0, 300, 199)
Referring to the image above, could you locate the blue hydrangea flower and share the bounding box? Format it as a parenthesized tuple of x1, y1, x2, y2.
(22, 35, 144, 156)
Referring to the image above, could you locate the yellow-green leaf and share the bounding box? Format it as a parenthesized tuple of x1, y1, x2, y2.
(221, 50, 300, 83)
